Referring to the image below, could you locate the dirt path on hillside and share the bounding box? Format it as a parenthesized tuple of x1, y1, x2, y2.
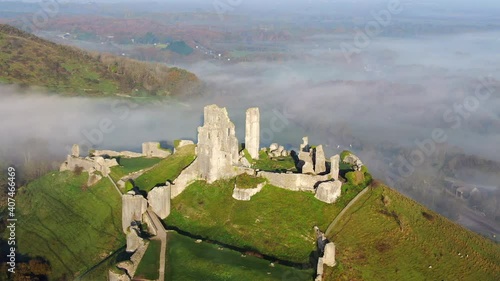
(325, 187, 372, 236)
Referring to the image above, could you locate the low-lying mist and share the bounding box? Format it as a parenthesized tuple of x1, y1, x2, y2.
(1, 29, 499, 238)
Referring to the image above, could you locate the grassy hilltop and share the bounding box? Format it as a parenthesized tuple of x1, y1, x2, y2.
(0, 24, 202, 97)
(2, 145, 498, 280)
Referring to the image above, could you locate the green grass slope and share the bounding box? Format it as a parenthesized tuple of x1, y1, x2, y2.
(166, 231, 314, 281)
(109, 157, 162, 182)
(14, 171, 124, 280)
(165, 178, 367, 264)
(323, 184, 500, 281)
(134, 144, 196, 192)
(0, 24, 201, 97)
(135, 240, 161, 280)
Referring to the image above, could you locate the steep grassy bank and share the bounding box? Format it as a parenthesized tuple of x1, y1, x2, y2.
(323, 184, 500, 281)
(13, 171, 124, 280)
(134, 144, 196, 192)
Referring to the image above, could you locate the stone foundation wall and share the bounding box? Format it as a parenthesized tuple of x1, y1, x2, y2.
(257, 171, 329, 192)
(93, 150, 143, 158)
(121, 192, 148, 233)
(232, 182, 265, 201)
(148, 184, 171, 219)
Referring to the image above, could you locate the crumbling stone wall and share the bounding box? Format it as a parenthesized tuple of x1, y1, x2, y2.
(297, 137, 327, 175)
(121, 192, 148, 233)
(330, 154, 340, 180)
(148, 184, 171, 219)
(323, 242, 336, 266)
(232, 182, 264, 201)
(197, 104, 239, 183)
(313, 145, 327, 174)
(174, 140, 195, 153)
(93, 150, 143, 158)
(142, 142, 171, 158)
(245, 107, 260, 159)
(344, 153, 364, 171)
(59, 155, 118, 176)
(171, 158, 200, 198)
(257, 171, 329, 192)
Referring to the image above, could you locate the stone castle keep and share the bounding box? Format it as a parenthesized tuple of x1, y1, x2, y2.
(63, 104, 354, 280)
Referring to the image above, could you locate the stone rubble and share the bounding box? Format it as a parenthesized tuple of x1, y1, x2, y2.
(330, 154, 340, 180)
(315, 181, 342, 204)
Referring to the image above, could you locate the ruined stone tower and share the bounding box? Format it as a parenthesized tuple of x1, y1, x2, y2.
(197, 104, 239, 183)
(245, 107, 260, 159)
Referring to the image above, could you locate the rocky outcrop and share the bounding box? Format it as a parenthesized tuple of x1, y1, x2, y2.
(171, 158, 200, 198)
(315, 180, 342, 204)
(245, 107, 260, 160)
(258, 171, 329, 192)
(197, 104, 239, 183)
(121, 192, 148, 233)
(323, 242, 336, 266)
(142, 142, 171, 158)
(330, 154, 340, 180)
(232, 182, 265, 201)
(314, 145, 327, 174)
(148, 184, 171, 219)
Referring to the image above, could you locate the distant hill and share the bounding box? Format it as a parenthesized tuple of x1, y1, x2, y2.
(0, 24, 202, 97)
(323, 182, 500, 281)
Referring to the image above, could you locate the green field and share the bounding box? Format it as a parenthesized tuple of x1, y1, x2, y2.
(165, 177, 367, 264)
(323, 184, 500, 281)
(109, 157, 162, 182)
(166, 231, 314, 280)
(135, 240, 161, 280)
(134, 144, 196, 191)
(14, 171, 124, 280)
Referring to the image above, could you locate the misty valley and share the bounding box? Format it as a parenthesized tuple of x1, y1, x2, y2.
(0, 0, 499, 280)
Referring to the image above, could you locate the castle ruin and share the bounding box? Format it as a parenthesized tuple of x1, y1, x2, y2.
(197, 104, 240, 183)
